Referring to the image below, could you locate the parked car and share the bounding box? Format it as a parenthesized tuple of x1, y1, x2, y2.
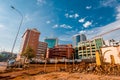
(7, 58, 16, 68)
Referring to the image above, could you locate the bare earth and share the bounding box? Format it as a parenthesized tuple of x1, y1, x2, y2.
(0, 64, 120, 80)
(13, 72, 120, 80)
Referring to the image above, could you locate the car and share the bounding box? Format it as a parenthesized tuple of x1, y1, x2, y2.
(7, 58, 16, 68)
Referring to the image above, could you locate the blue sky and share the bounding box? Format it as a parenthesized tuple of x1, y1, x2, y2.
(0, 0, 120, 53)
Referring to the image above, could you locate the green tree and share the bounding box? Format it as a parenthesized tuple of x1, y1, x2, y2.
(0, 54, 2, 58)
(21, 46, 35, 60)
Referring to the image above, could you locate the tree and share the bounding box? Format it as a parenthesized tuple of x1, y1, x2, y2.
(21, 46, 35, 60)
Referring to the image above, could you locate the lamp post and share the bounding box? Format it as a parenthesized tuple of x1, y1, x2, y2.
(10, 6, 23, 55)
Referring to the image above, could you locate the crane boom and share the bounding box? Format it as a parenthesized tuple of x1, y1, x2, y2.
(93, 27, 120, 39)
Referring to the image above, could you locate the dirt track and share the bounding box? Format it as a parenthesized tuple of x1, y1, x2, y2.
(0, 64, 68, 79)
(13, 72, 120, 80)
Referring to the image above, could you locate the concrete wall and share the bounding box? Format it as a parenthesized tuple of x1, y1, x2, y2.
(101, 46, 120, 64)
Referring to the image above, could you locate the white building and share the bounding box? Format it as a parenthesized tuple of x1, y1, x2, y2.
(104, 39, 120, 46)
(101, 45, 120, 64)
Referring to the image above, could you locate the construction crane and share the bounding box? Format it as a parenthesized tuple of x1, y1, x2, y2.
(92, 27, 120, 39)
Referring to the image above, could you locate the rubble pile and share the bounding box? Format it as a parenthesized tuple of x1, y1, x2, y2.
(66, 62, 120, 76)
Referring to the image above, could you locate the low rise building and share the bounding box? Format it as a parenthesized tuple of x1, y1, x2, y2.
(78, 38, 104, 60)
(48, 44, 74, 59)
(101, 45, 120, 64)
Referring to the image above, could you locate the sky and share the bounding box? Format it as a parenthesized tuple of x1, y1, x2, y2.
(0, 0, 120, 53)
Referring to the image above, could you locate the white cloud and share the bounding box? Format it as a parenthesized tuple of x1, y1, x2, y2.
(65, 13, 79, 19)
(52, 24, 58, 28)
(58, 19, 119, 42)
(74, 13, 79, 18)
(99, 0, 120, 21)
(85, 20, 120, 40)
(69, 15, 74, 18)
(79, 30, 86, 34)
(83, 21, 92, 28)
(60, 24, 72, 29)
(46, 20, 51, 24)
(86, 6, 92, 9)
(100, 0, 118, 7)
(116, 6, 120, 20)
(78, 18, 85, 23)
(37, 0, 46, 5)
(52, 24, 72, 29)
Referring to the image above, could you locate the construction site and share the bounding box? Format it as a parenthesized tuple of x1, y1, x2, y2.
(1, 48, 120, 80)
(0, 60, 120, 80)
(0, 25, 120, 80)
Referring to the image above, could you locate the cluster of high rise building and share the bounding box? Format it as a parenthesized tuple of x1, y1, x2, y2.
(20, 28, 107, 62)
(20, 28, 74, 60)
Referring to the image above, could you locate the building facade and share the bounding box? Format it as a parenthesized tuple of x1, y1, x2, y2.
(48, 44, 74, 59)
(73, 34, 87, 47)
(20, 28, 40, 55)
(44, 38, 58, 48)
(101, 45, 120, 64)
(78, 38, 104, 60)
(73, 34, 87, 59)
(104, 39, 120, 46)
(37, 41, 47, 59)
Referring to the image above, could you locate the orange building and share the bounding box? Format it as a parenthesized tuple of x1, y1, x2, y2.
(20, 28, 40, 55)
(48, 44, 74, 59)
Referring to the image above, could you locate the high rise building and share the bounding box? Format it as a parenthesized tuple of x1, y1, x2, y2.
(73, 34, 87, 47)
(73, 34, 87, 59)
(20, 28, 40, 55)
(44, 38, 58, 48)
(37, 41, 47, 59)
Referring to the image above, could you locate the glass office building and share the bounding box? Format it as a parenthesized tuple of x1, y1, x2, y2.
(73, 34, 87, 47)
(44, 38, 58, 48)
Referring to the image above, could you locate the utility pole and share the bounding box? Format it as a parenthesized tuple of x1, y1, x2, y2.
(10, 5, 23, 56)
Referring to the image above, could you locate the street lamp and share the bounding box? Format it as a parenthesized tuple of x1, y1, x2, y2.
(10, 5, 23, 55)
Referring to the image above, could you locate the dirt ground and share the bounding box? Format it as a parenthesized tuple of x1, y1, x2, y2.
(13, 72, 120, 80)
(0, 64, 120, 80)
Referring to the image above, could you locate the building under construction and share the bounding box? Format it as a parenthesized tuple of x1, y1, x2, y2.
(78, 37, 104, 61)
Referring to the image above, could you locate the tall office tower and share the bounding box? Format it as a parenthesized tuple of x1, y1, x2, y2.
(73, 34, 87, 47)
(44, 38, 58, 48)
(37, 41, 47, 59)
(20, 28, 40, 55)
